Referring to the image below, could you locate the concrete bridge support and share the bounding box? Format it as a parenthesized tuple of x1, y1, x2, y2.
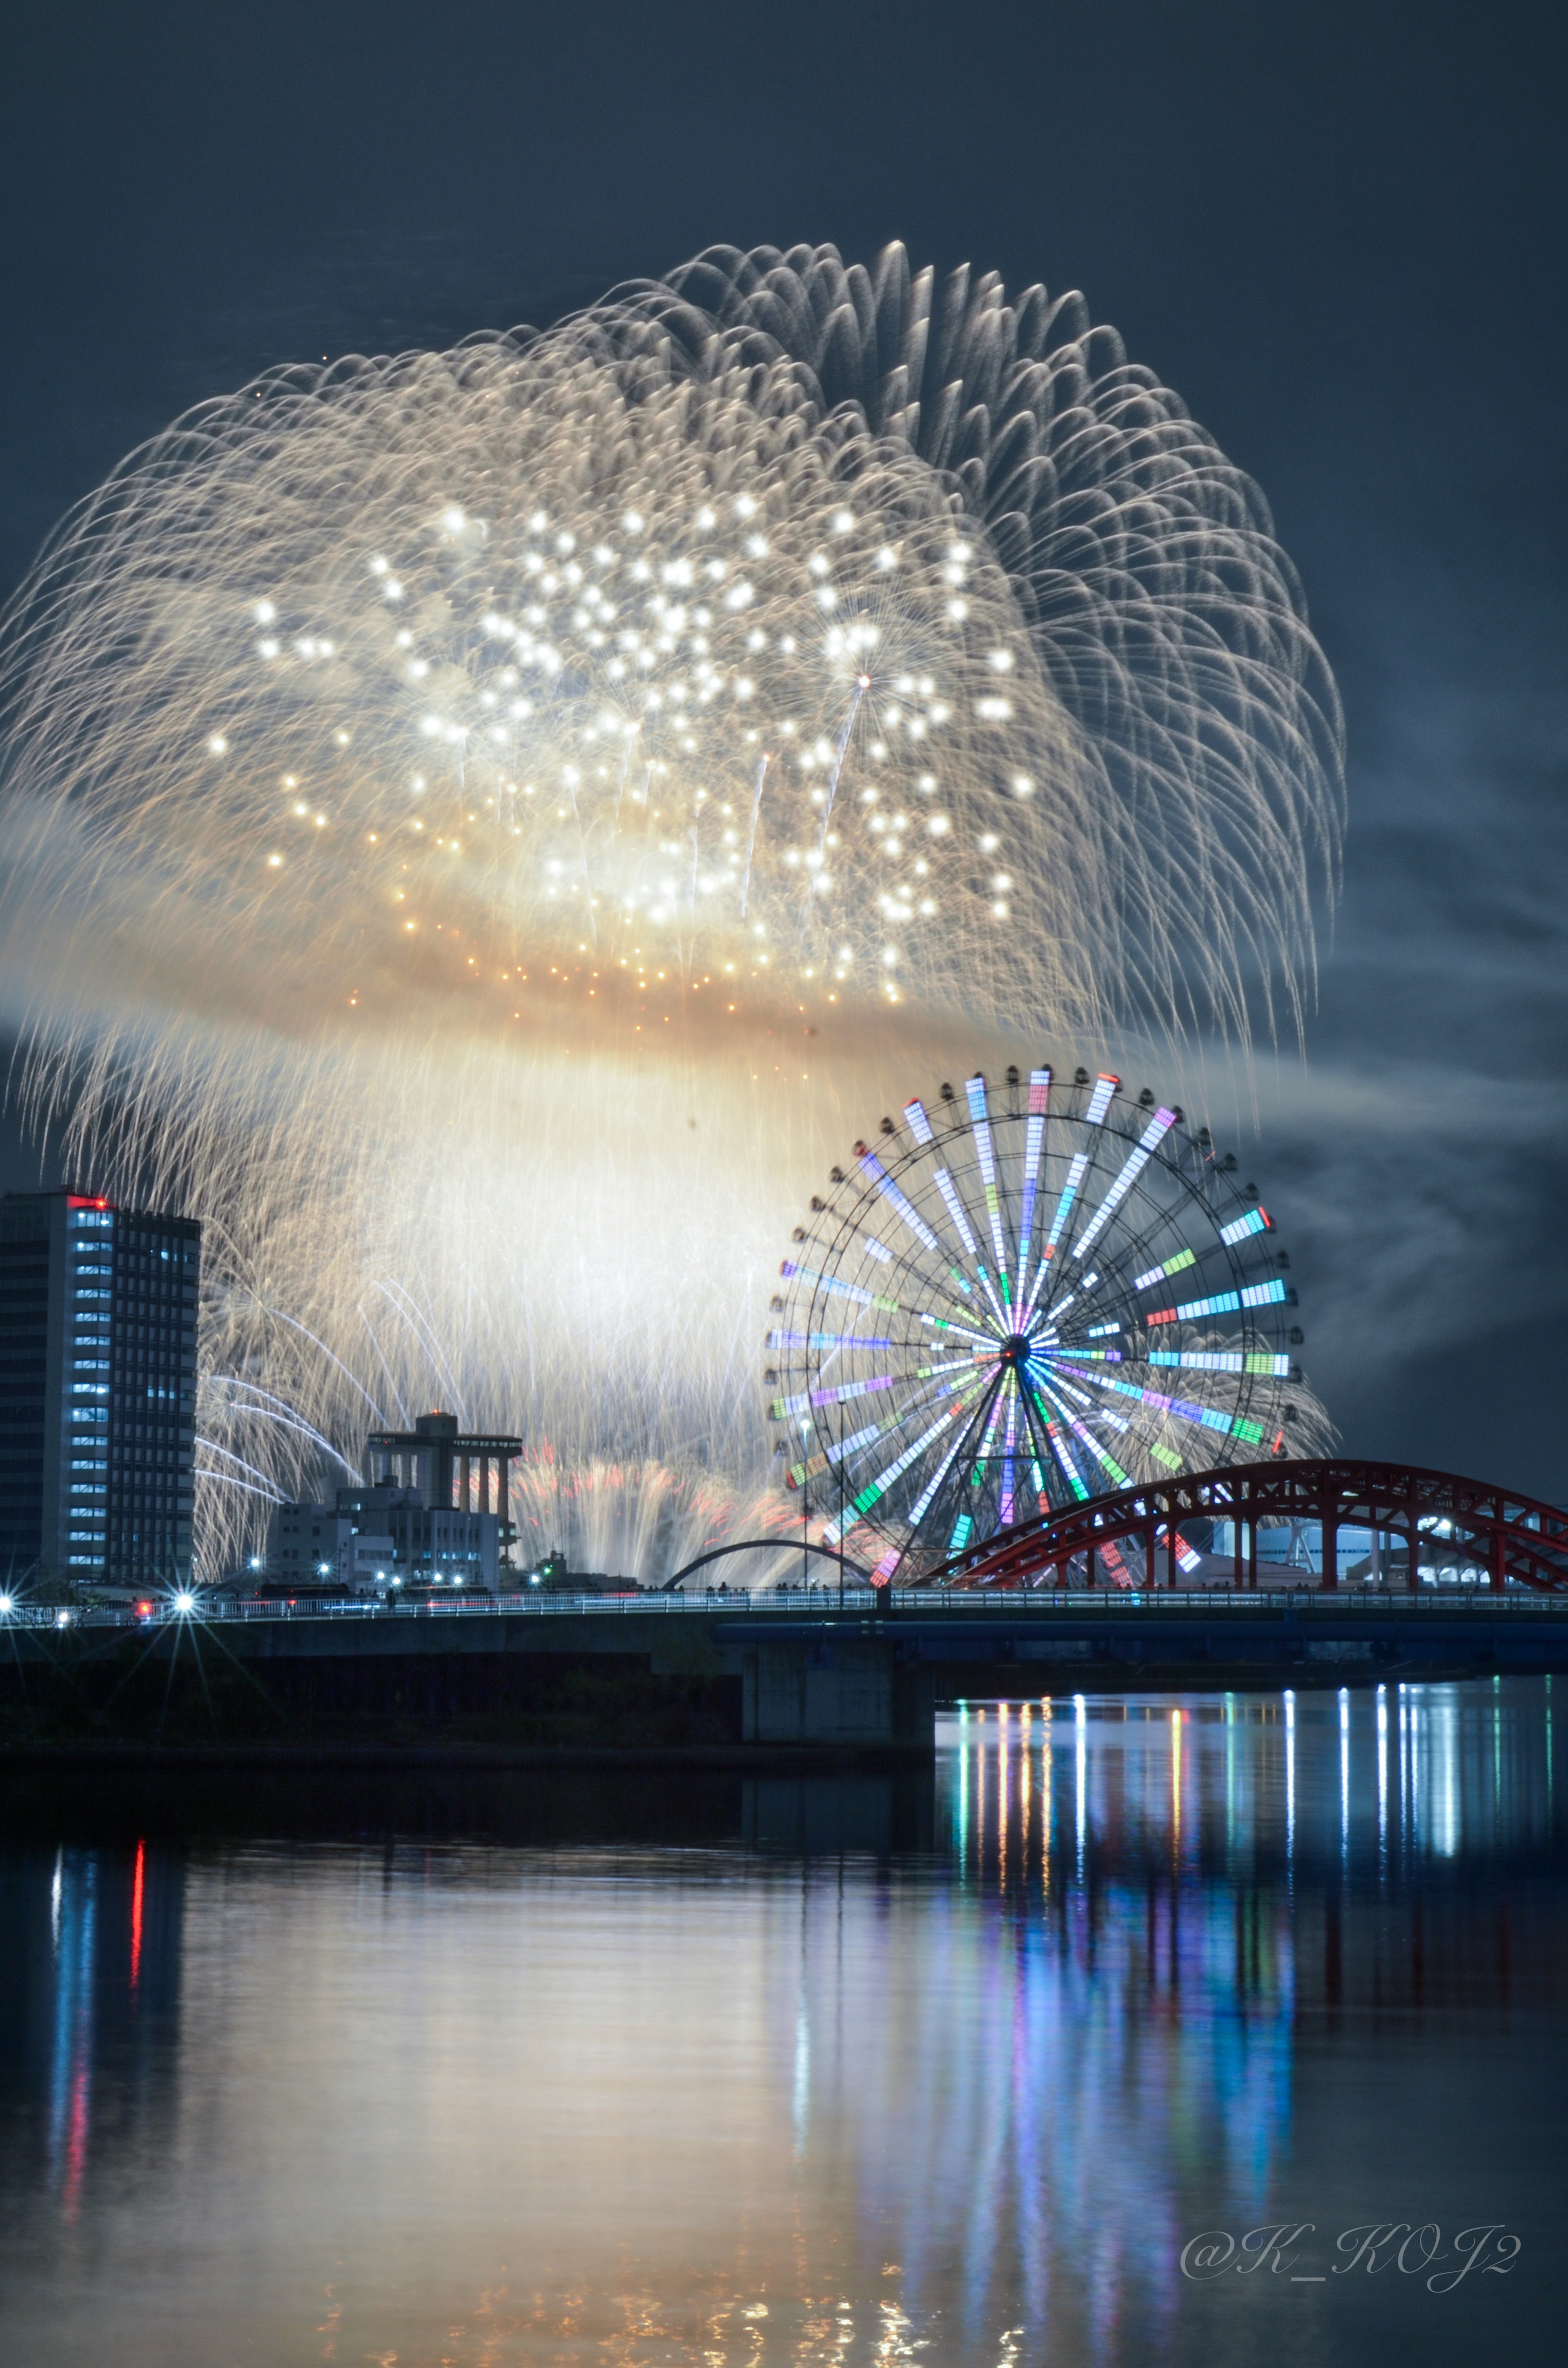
(739, 1638, 935, 1747)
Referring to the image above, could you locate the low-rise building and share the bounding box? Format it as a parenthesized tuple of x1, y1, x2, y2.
(268, 1501, 361, 1590)
(267, 1481, 501, 1594)
(265, 1411, 520, 1594)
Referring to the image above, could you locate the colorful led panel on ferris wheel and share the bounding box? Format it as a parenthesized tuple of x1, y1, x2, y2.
(765, 1065, 1315, 1584)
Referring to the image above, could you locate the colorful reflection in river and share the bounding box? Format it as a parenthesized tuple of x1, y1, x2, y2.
(0, 1680, 1561, 2366)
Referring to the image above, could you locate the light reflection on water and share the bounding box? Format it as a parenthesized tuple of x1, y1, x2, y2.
(0, 1678, 1564, 2365)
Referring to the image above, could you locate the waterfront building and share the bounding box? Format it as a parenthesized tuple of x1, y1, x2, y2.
(363, 1411, 521, 1559)
(266, 1414, 521, 1593)
(0, 1190, 200, 1589)
(266, 1483, 501, 1592)
(266, 1498, 394, 1593)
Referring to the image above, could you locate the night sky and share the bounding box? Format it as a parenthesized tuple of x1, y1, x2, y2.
(3, 0, 1564, 1496)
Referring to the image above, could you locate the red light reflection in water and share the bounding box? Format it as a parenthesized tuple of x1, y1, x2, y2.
(61, 2063, 90, 2225)
(130, 1842, 145, 1994)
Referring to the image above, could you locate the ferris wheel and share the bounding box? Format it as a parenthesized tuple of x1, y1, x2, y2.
(766, 1064, 1311, 1584)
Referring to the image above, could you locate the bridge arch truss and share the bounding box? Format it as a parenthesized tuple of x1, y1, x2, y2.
(934, 1458, 1568, 1594)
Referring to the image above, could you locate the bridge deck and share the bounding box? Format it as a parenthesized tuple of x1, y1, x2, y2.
(11, 1582, 1568, 1640)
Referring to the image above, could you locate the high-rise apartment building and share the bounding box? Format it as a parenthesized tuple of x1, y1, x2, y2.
(0, 1191, 200, 1590)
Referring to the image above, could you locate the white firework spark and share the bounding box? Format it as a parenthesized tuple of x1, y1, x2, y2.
(0, 242, 1343, 1579)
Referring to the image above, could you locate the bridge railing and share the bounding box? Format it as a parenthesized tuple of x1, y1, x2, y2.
(7, 1582, 1568, 1632)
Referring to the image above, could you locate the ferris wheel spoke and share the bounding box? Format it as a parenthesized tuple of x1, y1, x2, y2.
(1014, 1066, 1052, 1312)
(1041, 1151, 1089, 1271)
(1131, 1244, 1200, 1293)
(901, 1095, 938, 1146)
(899, 1097, 1016, 1327)
(1071, 1362, 1265, 1453)
(963, 1075, 1013, 1306)
(909, 1376, 1003, 1552)
(781, 1255, 903, 1316)
(766, 1327, 900, 1355)
(871, 1214, 996, 1330)
(1027, 1380, 1094, 1501)
(853, 1139, 940, 1256)
(966, 1369, 1009, 1489)
(1035, 1267, 1106, 1337)
(1070, 1104, 1178, 1262)
(1147, 1345, 1293, 1378)
(929, 1164, 979, 1257)
(837, 1356, 999, 1470)
(999, 1378, 1021, 1528)
(926, 1366, 1010, 1555)
(1220, 1205, 1274, 1247)
(1035, 1373, 1132, 1490)
(784, 1409, 898, 1495)
(1016, 1378, 1065, 1514)
(918, 1311, 1002, 1350)
(1144, 1278, 1289, 1326)
(768, 1368, 904, 1423)
(1032, 1071, 1124, 1295)
(968, 1264, 1008, 1336)
(908, 1416, 981, 1527)
(844, 1382, 989, 1530)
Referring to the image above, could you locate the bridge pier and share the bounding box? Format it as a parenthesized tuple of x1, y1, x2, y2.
(739, 1639, 935, 1748)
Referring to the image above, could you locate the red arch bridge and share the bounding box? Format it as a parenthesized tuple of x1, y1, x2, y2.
(931, 1458, 1568, 1594)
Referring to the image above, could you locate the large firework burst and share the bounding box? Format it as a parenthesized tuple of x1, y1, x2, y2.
(0, 243, 1342, 1578)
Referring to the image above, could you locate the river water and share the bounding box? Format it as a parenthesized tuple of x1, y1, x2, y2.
(1, 1680, 1564, 2365)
